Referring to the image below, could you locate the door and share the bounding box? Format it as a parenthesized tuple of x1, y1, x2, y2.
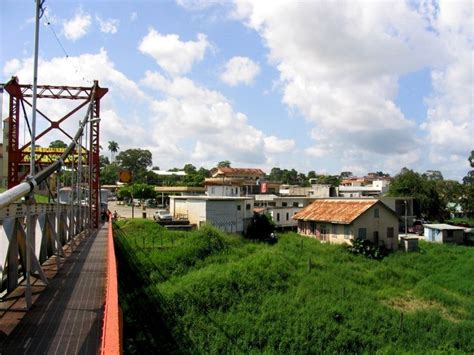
(373, 231, 379, 245)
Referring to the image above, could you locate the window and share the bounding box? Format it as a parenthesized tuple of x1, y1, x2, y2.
(358, 228, 367, 239)
(387, 227, 394, 238)
(374, 208, 379, 218)
(211, 187, 215, 194)
(246, 204, 251, 210)
(277, 213, 280, 222)
(332, 224, 337, 238)
(282, 202, 288, 207)
(286, 212, 289, 221)
(293, 202, 299, 207)
(344, 225, 350, 239)
(237, 205, 241, 211)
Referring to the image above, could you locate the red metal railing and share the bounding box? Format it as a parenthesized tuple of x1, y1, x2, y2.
(100, 214, 121, 354)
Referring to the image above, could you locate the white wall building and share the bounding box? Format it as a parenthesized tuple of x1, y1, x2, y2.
(254, 194, 316, 229)
(169, 196, 254, 234)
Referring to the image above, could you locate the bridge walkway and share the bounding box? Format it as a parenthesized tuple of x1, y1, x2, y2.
(0, 223, 108, 354)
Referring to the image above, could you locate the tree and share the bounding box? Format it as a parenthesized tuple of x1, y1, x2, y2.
(460, 151, 474, 215)
(217, 160, 231, 168)
(49, 140, 67, 148)
(100, 155, 110, 168)
(388, 168, 444, 220)
(115, 148, 152, 183)
(100, 163, 120, 185)
(340, 171, 353, 178)
(424, 170, 444, 181)
(108, 141, 119, 162)
(183, 163, 197, 175)
(245, 213, 275, 241)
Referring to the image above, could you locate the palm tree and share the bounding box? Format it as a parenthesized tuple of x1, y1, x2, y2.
(108, 141, 119, 162)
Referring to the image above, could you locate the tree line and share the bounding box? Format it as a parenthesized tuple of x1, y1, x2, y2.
(97, 141, 473, 220)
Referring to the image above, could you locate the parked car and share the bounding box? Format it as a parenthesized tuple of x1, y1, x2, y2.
(154, 209, 172, 221)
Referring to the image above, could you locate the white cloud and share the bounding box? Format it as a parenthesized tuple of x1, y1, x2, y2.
(221, 56, 260, 86)
(130, 12, 138, 22)
(96, 16, 119, 34)
(2, 50, 149, 150)
(234, 1, 473, 178)
(141, 71, 295, 167)
(264, 136, 295, 154)
(63, 9, 92, 41)
(176, 0, 216, 11)
(138, 29, 210, 76)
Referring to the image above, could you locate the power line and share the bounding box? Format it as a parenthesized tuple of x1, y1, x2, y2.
(41, 3, 89, 83)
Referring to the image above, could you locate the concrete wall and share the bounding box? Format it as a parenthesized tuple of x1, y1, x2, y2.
(352, 205, 399, 250)
(169, 197, 253, 234)
(269, 207, 299, 228)
(424, 227, 464, 244)
(207, 185, 241, 197)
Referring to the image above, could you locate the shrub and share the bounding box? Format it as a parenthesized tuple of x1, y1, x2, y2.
(245, 212, 276, 241)
(347, 238, 388, 260)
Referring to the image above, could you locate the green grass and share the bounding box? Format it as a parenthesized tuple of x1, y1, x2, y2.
(115, 219, 474, 354)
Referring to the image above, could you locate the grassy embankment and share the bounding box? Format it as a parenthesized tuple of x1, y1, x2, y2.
(114, 219, 474, 354)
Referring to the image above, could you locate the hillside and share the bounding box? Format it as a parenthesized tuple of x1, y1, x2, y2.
(114, 219, 474, 354)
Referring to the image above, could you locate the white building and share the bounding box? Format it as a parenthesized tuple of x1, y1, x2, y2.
(169, 196, 254, 234)
(254, 194, 316, 229)
(338, 180, 390, 197)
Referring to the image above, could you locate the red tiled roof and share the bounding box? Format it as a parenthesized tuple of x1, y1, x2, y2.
(293, 199, 379, 224)
(213, 167, 265, 176)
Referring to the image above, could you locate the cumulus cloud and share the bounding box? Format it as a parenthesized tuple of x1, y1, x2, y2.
(141, 71, 295, 167)
(63, 9, 92, 41)
(96, 15, 119, 34)
(2, 50, 149, 150)
(221, 56, 260, 86)
(138, 29, 210, 75)
(233, 0, 473, 178)
(264, 136, 295, 154)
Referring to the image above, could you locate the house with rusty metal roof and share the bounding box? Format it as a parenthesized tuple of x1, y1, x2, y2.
(205, 167, 266, 196)
(293, 199, 399, 250)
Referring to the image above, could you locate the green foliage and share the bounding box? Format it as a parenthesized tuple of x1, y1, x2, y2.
(217, 160, 231, 168)
(245, 212, 275, 241)
(117, 183, 156, 200)
(49, 139, 67, 148)
(388, 168, 445, 220)
(116, 148, 153, 183)
(115, 220, 474, 354)
(347, 238, 388, 260)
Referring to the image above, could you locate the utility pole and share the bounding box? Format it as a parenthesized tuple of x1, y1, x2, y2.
(25, 0, 43, 310)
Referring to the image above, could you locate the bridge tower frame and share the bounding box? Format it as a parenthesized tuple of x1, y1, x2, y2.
(3, 76, 108, 227)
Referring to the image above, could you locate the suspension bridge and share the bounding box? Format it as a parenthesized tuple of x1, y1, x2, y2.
(0, 76, 120, 354)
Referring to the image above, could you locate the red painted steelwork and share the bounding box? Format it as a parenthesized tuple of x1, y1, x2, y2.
(3, 77, 107, 227)
(100, 215, 121, 355)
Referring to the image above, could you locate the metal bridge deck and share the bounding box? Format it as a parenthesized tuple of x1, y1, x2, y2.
(0, 223, 108, 355)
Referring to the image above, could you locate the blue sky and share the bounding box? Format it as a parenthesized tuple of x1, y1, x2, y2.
(1, 0, 472, 180)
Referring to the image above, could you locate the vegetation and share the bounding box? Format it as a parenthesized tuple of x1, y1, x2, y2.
(115, 220, 474, 354)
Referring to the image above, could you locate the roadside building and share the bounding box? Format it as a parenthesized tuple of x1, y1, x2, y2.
(423, 224, 465, 244)
(293, 199, 399, 250)
(169, 195, 254, 234)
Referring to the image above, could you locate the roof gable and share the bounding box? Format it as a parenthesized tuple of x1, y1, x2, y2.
(293, 199, 383, 224)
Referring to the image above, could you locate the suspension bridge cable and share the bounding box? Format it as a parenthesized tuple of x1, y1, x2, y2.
(43, 8, 89, 83)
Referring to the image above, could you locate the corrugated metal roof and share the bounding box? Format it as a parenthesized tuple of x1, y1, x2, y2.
(423, 224, 466, 230)
(293, 199, 379, 224)
(213, 167, 265, 176)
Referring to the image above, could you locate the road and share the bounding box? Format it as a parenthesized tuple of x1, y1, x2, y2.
(107, 201, 164, 220)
